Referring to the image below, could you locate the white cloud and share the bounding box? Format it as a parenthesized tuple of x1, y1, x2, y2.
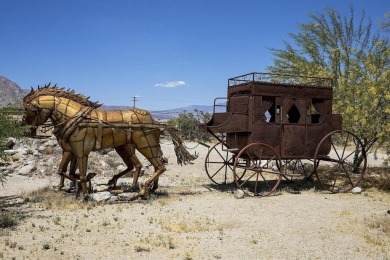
(154, 81, 187, 88)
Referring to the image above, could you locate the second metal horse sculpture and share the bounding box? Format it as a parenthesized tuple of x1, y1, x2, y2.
(23, 85, 197, 199)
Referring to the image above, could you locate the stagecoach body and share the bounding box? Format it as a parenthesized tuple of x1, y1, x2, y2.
(201, 73, 366, 197)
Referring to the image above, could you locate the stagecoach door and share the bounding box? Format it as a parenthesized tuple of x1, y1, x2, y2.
(280, 98, 307, 158)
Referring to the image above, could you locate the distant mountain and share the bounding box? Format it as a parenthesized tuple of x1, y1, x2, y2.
(0, 76, 224, 120)
(0, 76, 29, 107)
(101, 104, 221, 121)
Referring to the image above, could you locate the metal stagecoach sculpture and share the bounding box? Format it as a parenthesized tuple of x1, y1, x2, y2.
(200, 72, 367, 197)
(23, 84, 197, 200)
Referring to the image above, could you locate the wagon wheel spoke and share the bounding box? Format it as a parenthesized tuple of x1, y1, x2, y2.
(233, 143, 282, 197)
(205, 142, 245, 185)
(278, 159, 314, 182)
(239, 171, 258, 187)
(314, 130, 367, 193)
(209, 164, 227, 180)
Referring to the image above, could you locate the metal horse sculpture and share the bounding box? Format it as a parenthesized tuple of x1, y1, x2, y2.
(23, 85, 197, 199)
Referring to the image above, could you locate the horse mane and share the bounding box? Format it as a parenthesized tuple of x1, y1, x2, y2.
(23, 83, 102, 108)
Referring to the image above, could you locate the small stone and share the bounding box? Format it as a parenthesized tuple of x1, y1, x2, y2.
(18, 165, 36, 175)
(118, 192, 139, 201)
(4, 149, 18, 155)
(95, 185, 109, 192)
(108, 196, 118, 203)
(12, 152, 23, 161)
(351, 187, 362, 194)
(5, 138, 16, 149)
(89, 191, 112, 202)
(38, 145, 53, 155)
(234, 189, 245, 199)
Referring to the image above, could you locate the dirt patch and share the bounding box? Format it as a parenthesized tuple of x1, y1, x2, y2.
(1, 141, 389, 259)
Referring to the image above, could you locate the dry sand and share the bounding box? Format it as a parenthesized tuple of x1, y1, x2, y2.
(1, 140, 389, 259)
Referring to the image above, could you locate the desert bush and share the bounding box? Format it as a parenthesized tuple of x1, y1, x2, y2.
(0, 211, 18, 228)
(0, 106, 30, 185)
(168, 110, 212, 142)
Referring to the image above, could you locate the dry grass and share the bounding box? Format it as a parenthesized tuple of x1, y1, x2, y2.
(361, 167, 390, 192)
(21, 186, 96, 211)
(368, 216, 390, 236)
(363, 215, 390, 253)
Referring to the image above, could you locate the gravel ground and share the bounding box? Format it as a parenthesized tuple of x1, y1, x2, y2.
(1, 140, 389, 259)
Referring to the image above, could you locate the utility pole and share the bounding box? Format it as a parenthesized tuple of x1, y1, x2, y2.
(131, 96, 138, 109)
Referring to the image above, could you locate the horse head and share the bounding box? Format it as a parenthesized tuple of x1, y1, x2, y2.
(23, 95, 53, 126)
(22, 84, 102, 127)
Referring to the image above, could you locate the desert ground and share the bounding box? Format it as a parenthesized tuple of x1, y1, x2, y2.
(1, 138, 389, 259)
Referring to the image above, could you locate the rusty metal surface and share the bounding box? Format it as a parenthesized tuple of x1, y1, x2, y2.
(203, 72, 342, 160)
(23, 85, 196, 200)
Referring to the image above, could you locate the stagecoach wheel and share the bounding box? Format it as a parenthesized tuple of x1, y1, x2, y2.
(314, 130, 367, 193)
(233, 143, 282, 197)
(204, 142, 246, 185)
(277, 159, 316, 182)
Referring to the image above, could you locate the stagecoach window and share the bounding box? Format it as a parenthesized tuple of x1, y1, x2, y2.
(261, 96, 276, 123)
(309, 98, 324, 124)
(286, 104, 301, 123)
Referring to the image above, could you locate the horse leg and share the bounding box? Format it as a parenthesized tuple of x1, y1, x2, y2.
(57, 151, 73, 190)
(69, 154, 78, 180)
(139, 157, 165, 198)
(67, 154, 78, 191)
(76, 155, 89, 200)
(108, 144, 143, 190)
(132, 130, 165, 199)
(150, 148, 165, 192)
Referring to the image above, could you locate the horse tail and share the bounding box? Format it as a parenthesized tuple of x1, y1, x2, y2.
(165, 127, 198, 165)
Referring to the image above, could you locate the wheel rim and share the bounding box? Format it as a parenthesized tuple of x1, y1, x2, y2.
(314, 130, 367, 193)
(233, 143, 282, 197)
(204, 142, 245, 185)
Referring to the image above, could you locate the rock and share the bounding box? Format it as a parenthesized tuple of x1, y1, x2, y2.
(108, 196, 119, 203)
(5, 138, 16, 149)
(38, 145, 53, 155)
(107, 151, 117, 157)
(351, 187, 362, 194)
(118, 192, 139, 201)
(99, 160, 108, 168)
(234, 189, 245, 199)
(95, 185, 109, 192)
(89, 191, 112, 202)
(12, 152, 23, 161)
(18, 164, 36, 175)
(4, 149, 18, 155)
(46, 139, 57, 147)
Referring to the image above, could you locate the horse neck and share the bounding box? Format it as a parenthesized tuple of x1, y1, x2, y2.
(50, 97, 89, 125)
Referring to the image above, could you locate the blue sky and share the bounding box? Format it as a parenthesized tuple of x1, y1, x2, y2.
(0, 0, 388, 110)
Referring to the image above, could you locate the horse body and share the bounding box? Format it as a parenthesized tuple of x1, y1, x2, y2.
(23, 86, 195, 199)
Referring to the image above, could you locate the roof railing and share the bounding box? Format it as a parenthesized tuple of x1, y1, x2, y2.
(228, 72, 332, 88)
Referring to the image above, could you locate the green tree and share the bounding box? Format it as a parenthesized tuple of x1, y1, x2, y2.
(267, 6, 390, 164)
(0, 106, 29, 185)
(168, 110, 212, 142)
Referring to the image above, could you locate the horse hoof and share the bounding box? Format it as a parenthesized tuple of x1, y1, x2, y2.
(83, 194, 90, 202)
(139, 188, 149, 200)
(107, 179, 117, 188)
